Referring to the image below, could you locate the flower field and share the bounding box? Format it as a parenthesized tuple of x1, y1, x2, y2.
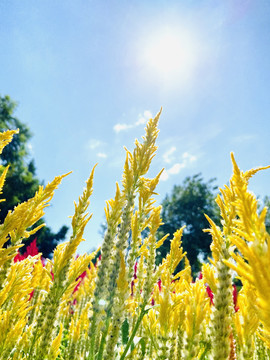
(0, 111, 270, 359)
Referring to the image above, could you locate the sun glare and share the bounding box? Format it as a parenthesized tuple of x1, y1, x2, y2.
(139, 27, 200, 84)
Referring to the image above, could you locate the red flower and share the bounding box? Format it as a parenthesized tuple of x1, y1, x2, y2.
(131, 280, 135, 296)
(206, 285, 214, 305)
(233, 284, 239, 312)
(73, 270, 87, 293)
(14, 238, 43, 263)
(14, 252, 26, 262)
(134, 261, 138, 280)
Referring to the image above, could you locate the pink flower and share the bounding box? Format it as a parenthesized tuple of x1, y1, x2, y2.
(14, 238, 44, 263)
(206, 285, 214, 305)
(233, 284, 239, 312)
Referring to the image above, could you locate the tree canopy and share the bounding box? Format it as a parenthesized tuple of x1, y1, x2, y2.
(156, 173, 220, 273)
(0, 95, 68, 258)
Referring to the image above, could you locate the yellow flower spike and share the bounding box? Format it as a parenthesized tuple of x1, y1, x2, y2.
(212, 154, 270, 355)
(243, 163, 270, 182)
(155, 233, 169, 250)
(30, 258, 45, 289)
(82, 263, 97, 297)
(48, 323, 63, 360)
(159, 288, 171, 337)
(0, 256, 37, 359)
(128, 172, 165, 284)
(104, 182, 124, 226)
(142, 207, 163, 303)
(139, 243, 148, 258)
(67, 251, 99, 289)
(0, 165, 9, 199)
(159, 227, 185, 275)
(182, 256, 192, 284)
(67, 305, 91, 359)
(148, 168, 164, 194)
(132, 109, 161, 177)
(127, 211, 144, 283)
(103, 250, 129, 360)
(147, 228, 187, 344)
(54, 165, 97, 278)
(204, 214, 224, 264)
(0, 314, 27, 358)
(117, 250, 129, 294)
(70, 317, 81, 342)
(234, 282, 259, 357)
(0, 244, 23, 268)
(0, 256, 37, 307)
(201, 262, 217, 293)
(148, 205, 163, 235)
(126, 293, 138, 318)
(81, 303, 91, 331)
(215, 182, 237, 239)
(0, 129, 18, 155)
(71, 163, 97, 232)
(122, 150, 134, 194)
(223, 254, 254, 286)
(144, 307, 158, 336)
(0, 172, 70, 247)
(12, 323, 35, 360)
(138, 169, 164, 217)
(134, 254, 145, 304)
(229, 154, 270, 240)
(182, 279, 209, 358)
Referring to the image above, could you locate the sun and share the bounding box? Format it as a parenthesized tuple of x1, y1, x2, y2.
(139, 27, 199, 84)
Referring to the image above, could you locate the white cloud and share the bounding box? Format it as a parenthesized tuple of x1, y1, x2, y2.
(113, 110, 153, 133)
(160, 151, 197, 181)
(143, 110, 152, 119)
(135, 117, 147, 126)
(27, 143, 33, 153)
(86, 139, 102, 150)
(162, 146, 176, 163)
(168, 163, 185, 174)
(97, 152, 107, 158)
(232, 134, 257, 143)
(86, 139, 108, 159)
(113, 123, 133, 133)
(182, 152, 197, 163)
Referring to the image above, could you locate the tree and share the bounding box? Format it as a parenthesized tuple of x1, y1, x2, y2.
(156, 173, 220, 274)
(0, 95, 68, 258)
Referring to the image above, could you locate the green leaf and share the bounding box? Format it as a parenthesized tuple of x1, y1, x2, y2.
(138, 338, 146, 357)
(121, 318, 129, 345)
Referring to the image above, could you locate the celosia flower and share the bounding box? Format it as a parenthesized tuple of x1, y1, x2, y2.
(206, 285, 214, 305)
(14, 238, 40, 262)
(233, 284, 239, 312)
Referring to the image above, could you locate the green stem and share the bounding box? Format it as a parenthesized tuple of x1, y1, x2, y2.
(199, 342, 211, 360)
(88, 314, 97, 360)
(119, 304, 147, 360)
(97, 317, 110, 360)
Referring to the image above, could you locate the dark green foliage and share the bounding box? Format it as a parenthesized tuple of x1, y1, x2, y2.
(121, 318, 129, 345)
(262, 195, 270, 233)
(0, 95, 68, 258)
(157, 174, 220, 273)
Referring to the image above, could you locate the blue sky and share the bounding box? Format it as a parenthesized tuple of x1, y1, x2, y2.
(1, 0, 270, 254)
